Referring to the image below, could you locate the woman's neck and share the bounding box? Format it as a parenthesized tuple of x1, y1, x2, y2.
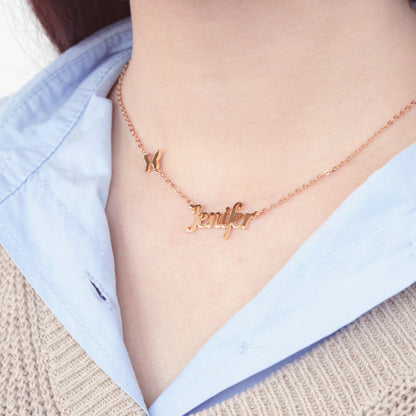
(117, 0, 416, 203)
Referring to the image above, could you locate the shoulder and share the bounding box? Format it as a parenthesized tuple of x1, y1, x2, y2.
(0, 16, 132, 128)
(0, 16, 132, 202)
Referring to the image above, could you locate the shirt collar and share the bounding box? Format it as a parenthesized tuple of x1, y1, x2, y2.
(0, 15, 147, 414)
(1, 15, 416, 416)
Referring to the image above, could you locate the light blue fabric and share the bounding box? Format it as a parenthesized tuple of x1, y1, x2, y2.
(1, 15, 416, 416)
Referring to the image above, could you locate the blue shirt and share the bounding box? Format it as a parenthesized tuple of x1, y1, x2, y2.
(1, 16, 416, 416)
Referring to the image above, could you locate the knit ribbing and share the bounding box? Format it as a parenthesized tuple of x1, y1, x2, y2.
(1, 241, 416, 416)
(0, 244, 145, 416)
(0, 245, 60, 416)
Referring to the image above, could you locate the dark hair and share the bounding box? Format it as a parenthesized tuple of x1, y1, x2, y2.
(28, 0, 130, 54)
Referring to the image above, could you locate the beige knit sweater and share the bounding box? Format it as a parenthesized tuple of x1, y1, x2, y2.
(1, 242, 416, 416)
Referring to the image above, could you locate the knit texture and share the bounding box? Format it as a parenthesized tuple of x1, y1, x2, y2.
(1, 242, 416, 416)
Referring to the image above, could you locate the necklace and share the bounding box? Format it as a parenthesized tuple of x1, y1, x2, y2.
(116, 60, 416, 239)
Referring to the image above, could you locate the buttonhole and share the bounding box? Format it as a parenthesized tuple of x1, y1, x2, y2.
(90, 280, 107, 301)
(85, 271, 115, 309)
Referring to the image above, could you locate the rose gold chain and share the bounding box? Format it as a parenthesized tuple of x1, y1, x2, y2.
(116, 59, 416, 219)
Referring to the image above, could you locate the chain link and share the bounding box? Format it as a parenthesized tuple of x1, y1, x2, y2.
(116, 59, 416, 218)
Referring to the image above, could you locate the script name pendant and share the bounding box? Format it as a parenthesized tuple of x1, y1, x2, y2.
(186, 202, 258, 239)
(144, 150, 161, 173)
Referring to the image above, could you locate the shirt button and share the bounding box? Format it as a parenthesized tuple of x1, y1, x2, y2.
(239, 342, 249, 353)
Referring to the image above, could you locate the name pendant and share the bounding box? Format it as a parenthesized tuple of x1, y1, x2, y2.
(186, 202, 258, 239)
(143, 150, 258, 239)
